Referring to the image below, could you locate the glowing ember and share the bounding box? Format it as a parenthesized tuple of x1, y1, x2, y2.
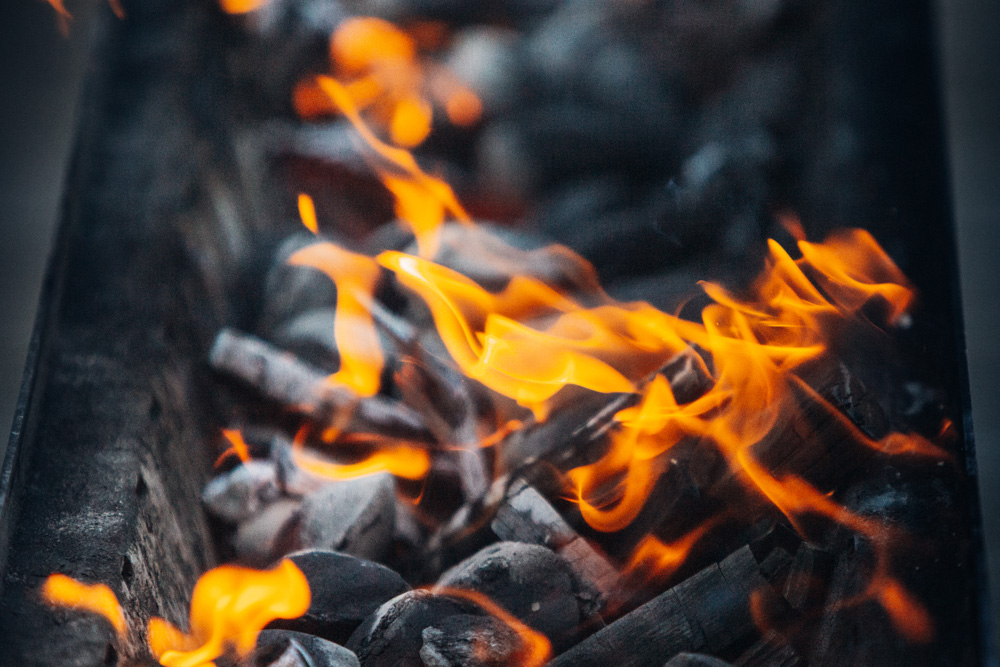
(218, 0, 269, 14)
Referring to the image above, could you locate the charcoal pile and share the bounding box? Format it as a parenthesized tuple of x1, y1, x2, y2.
(30, 0, 977, 665)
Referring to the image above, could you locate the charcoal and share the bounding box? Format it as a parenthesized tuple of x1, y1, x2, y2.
(269, 307, 339, 372)
(419, 614, 529, 667)
(491, 479, 619, 600)
(436, 542, 599, 648)
(234, 498, 302, 566)
(252, 629, 360, 667)
(664, 654, 734, 667)
(269, 549, 410, 643)
(297, 474, 397, 561)
(203, 460, 281, 524)
(733, 632, 804, 667)
(548, 546, 771, 667)
(259, 234, 340, 335)
(446, 27, 523, 116)
(345, 590, 484, 667)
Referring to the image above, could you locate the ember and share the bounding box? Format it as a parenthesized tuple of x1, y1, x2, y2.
(6, 0, 984, 664)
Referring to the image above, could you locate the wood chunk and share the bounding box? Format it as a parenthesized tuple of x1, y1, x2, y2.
(547, 547, 764, 667)
(296, 474, 396, 561)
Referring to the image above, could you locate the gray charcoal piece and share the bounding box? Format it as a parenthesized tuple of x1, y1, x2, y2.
(346, 590, 484, 667)
(419, 614, 528, 667)
(269, 307, 340, 372)
(436, 541, 599, 648)
(446, 27, 523, 115)
(259, 233, 340, 335)
(269, 549, 410, 644)
(203, 460, 281, 523)
(253, 629, 361, 667)
(297, 473, 396, 561)
(664, 654, 735, 667)
(234, 497, 302, 566)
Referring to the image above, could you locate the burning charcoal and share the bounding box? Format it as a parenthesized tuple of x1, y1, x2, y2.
(547, 546, 772, 667)
(446, 27, 523, 117)
(269, 307, 340, 372)
(419, 614, 530, 667)
(235, 498, 302, 566)
(664, 655, 734, 667)
(269, 549, 410, 644)
(733, 632, 804, 667)
(260, 234, 340, 335)
(297, 474, 396, 561)
(346, 590, 484, 667)
(781, 543, 835, 611)
(491, 479, 619, 600)
(252, 629, 360, 667)
(436, 542, 600, 649)
(659, 346, 714, 405)
(209, 329, 431, 440)
(203, 460, 281, 523)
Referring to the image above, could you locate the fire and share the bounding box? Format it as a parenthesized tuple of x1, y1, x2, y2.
(43, 560, 310, 666)
(292, 439, 431, 481)
(289, 242, 384, 397)
(294, 17, 482, 148)
(41, 574, 127, 639)
(214, 428, 251, 467)
(218, 0, 268, 14)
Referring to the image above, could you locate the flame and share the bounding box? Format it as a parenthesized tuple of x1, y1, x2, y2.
(297, 193, 319, 234)
(299, 17, 481, 148)
(624, 521, 718, 586)
(214, 428, 251, 467)
(432, 587, 552, 666)
(219, 0, 268, 14)
(43, 560, 310, 665)
(313, 75, 472, 257)
(289, 241, 384, 397)
(291, 439, 430, 481)
(149, 560, 310, 667)
(41, 574, 127, 639)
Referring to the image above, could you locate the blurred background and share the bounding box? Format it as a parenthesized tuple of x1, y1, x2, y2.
(0, 0, 997, 651)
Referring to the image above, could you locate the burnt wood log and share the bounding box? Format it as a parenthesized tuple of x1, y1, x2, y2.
(546, 546, 771, 667)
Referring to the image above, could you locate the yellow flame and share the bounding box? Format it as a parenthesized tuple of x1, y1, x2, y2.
(41, 574, 127, 639)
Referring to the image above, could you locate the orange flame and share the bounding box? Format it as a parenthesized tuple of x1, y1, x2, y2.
(289, 241, 384, 397)
(214, 428, 252, 467)
(219, 0, 268, 14)
(41, 574, 127, 639)
(297, 193, 319, 234)
(313, 75, 472, 257)
(148, 559, 310, 666)
(298, 17, 481, 148)
(43, 560, 310, 665)
(291, 439, 430, 481)
(432, 587, 552, 666)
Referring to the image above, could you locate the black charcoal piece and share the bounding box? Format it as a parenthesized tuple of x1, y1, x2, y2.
(297, 474, 396, 561)
(436, 541, 598, 648)
(203, 460, 281, 524)
(346, 590, 484, 667)
(253, 629, 360, 667)
(268, 549, 410, 643)
(419, 614, 529, 667)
